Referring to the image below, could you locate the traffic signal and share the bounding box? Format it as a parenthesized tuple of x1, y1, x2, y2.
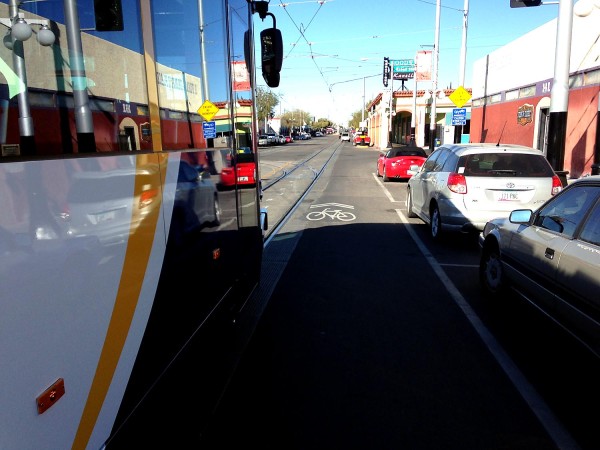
(510, 0, 542, 7)
(94, 0, 124, 31)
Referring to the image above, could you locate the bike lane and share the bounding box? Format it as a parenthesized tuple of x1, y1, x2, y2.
(199, 145, 573, 449)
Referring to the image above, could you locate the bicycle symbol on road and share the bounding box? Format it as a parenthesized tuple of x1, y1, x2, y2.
(306, 203, 356, 221)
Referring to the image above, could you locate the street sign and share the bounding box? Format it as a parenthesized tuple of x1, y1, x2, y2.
(198, 100, 219, 121)
(392, 59, 415, 74)
(383, 57, 391, 87)
(451, 108, 467, 126)
(202, 121, 216, 138)
(448, 86, 472, 108)
(393, 72, 414, 80)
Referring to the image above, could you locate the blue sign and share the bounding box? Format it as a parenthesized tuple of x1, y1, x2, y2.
(451, 108, 467, 126)
(202, 121, 216, 138)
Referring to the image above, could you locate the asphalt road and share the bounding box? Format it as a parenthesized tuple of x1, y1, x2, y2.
(196, 139, 600, 449)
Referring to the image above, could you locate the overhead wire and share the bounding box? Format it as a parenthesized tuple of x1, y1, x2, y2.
(276, 0, 334, 90)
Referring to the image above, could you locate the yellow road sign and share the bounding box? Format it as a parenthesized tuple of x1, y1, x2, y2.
(198, 100, 219, 121)
(448, 86, 472, 109)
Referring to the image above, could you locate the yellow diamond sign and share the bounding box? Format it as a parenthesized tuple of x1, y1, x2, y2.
(198, 100, 219, 121)
(448, 86, 472, 109)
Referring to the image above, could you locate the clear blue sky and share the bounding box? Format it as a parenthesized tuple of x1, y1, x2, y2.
(255, 0, 561, 125)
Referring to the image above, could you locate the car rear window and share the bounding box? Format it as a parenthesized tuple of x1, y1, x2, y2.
(459, 153, 555, 177)
(391, 148, 427, 158)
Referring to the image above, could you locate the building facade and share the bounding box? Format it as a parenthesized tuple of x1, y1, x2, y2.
(470, 6, 600, 179)
(367, 7, 599, 180)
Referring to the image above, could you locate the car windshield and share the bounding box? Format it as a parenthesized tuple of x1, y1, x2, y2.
(459, 153, 555, 177)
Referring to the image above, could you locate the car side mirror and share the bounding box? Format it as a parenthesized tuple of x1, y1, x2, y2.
(260, 27, 283, 87)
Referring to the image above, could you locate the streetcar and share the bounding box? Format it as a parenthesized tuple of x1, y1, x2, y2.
(0, 0, 281, 448)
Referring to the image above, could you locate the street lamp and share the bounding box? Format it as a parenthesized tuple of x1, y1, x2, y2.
(0, 1, 57, 154)
(0, 13, 55, 49)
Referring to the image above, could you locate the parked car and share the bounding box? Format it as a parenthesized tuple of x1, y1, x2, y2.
(65, 164, 162, 246)
(479, 176, 600, 357)
(258, 135, 269, 147)
(377, 147, 427, 181)
(353, 130, 371, 147)
(219, 147, 257, 188)
(340, 132, 350, 142)
(406, 143, 563, 240)
(285, 135, 293, 143)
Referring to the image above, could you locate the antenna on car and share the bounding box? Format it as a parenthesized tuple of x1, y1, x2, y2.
(497, 121, 507, 146)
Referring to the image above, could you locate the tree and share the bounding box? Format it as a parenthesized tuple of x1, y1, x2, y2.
(349, 110, 363, 129)
(256, 86, 279, 125)
(349, 98, 373, 129)
(313, 117, 332, 130)
(280, 109, 312, 132)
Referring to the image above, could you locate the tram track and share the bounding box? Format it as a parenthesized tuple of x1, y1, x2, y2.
(261, 141, 343, 246)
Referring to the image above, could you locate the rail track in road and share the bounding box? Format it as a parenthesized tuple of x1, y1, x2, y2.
(259, 139, 343, 244)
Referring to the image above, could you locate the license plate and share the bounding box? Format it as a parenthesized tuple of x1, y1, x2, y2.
(497, 191, 519, 201)
(92, 210, 116, 223)
(237, 176, 249, 182)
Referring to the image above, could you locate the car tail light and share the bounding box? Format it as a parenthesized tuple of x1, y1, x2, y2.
(447, 173, 467, 194)
(551, 175, 562, 195)
(139, 188, 159, 208)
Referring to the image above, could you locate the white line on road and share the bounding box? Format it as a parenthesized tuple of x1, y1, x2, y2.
(394, 208, 580, 450)
(372, 172, 403, 203)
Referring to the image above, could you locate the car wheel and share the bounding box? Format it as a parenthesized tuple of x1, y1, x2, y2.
(430, 204, 442, 240)
(406, 188, 417, 218)
(212, 195, 221, 226)
(382, 167, 389, 182)
(479, 242, 506, 296)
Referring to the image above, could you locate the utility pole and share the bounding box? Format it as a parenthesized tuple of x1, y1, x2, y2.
(362, 76, 365, 122)
(458, 0, 469, 87)
(458, 0, 469, 143)
(547, 0, 573, 183)
(429, 0, 441, 152)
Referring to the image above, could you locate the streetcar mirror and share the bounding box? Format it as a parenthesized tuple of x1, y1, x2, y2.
(260, 27, 283, 88)
(244, 31, 252, 78)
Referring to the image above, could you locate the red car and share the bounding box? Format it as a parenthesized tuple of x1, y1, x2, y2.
(376, 147, 428, 181)
(353, 130, 371, 147)
(219, 148, 257, 188)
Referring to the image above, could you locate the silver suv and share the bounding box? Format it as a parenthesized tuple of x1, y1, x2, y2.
(479, 176, 600, 356)
(406, 143, 562, 240)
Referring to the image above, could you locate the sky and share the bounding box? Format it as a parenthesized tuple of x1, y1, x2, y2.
(253, 0, 562, 125)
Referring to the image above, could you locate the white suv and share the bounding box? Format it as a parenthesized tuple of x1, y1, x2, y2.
(406, 143, 563, 240)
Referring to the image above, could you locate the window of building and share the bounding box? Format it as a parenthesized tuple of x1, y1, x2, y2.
(584, 68, 600, 86)
(505, 90, 519, 101)
(569, 73, 583, 88)
(519, 85, 535, 98)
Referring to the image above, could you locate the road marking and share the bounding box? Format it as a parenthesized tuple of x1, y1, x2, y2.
(372, 172, 402, 203)
(310, 202, 354, 209)
(394, 208, 579, 450)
